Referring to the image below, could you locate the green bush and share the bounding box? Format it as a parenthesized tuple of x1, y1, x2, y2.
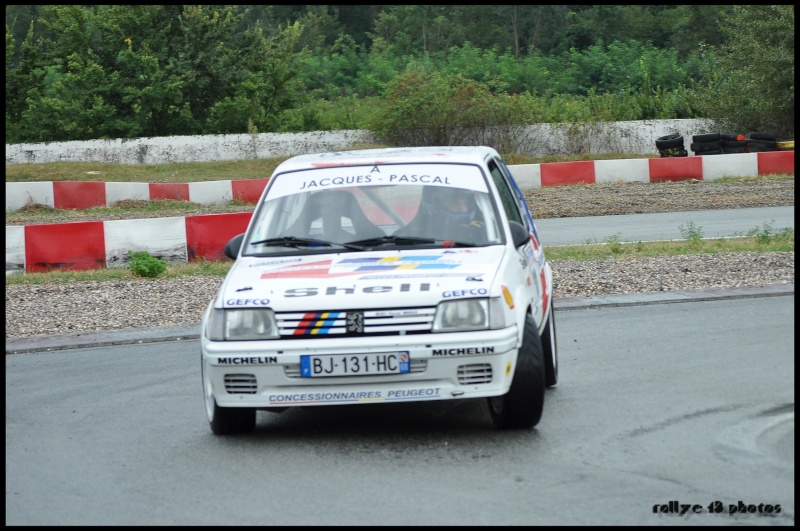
(369, 70, 496, 146)
(128, 250, 167, 278)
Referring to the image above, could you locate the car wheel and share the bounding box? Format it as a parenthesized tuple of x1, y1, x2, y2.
(208, 398, 256, 435)
(203, 356, 256, 435)
(541, 302, 558, 387)
(487, 313, 545, 429)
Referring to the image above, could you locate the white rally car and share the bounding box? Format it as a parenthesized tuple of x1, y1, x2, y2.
(201, 146, 558, 434)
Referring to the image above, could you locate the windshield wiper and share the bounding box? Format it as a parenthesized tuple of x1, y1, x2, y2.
(349, 235, 439, 247)
(249, 236, 365, 250)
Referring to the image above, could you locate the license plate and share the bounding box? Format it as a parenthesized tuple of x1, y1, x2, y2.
(300, 352, 410, 378)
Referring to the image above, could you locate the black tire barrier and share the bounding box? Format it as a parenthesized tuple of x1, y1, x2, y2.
(747, 139, 777, 152)
(655, 134, 684, 150)
(749, 132, 777, 141)
(722, 146, 748, 154)
(722, 140, 747, 149)
(691, 140, 721, 153)
(656, 132, 782, 156)
(693, 132, 721, 143)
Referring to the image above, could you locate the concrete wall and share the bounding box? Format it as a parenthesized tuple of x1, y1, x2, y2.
(5, 119, 715, 165)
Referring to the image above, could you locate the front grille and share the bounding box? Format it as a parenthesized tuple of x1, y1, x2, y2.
(284, 358, 427, 378)
(457, 363, 493, 385)
(276, 307, 435, 338)
(224, 373, 257, 394)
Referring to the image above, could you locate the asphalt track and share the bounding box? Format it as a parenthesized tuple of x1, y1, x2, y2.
(5, 207, 794, 354)
(536, 205, 794, 246)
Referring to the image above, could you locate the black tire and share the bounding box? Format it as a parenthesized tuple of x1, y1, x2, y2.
(722, 146, 748, 154)
(203, 356, 256, 435)
(209, 399, 256, 435)
(692, 132, 720, 143)
(748, 139, 777, 152)
(749, 132, 777, 141)
(698, 149, 722, 155)
(655, 134, 684, 150)
(541, 302, 559, 388)
(721, 140, 747, 149)
(720, 133, 740, 141)
(690, 141, 720, 153)
(487, 313, 546, 429)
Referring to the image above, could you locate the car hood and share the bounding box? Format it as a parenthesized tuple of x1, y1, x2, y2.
(220, 247, 506, 311)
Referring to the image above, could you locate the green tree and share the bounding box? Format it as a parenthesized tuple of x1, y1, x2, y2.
(353, 36, 406, 97)
(300, 33, 364, 99)
(20, 52, 120, 140)
(207, 21, 306, 134)
(665, 6, 730, 59)
(693, 5, 794, 137)
(294, 5, 344, 52)
(164, 5, 247, 134)
(114, 38, 189, 137)
(369, 68, 496, 146)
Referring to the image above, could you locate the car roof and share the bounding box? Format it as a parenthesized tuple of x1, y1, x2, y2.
(272, 146, 500, 174)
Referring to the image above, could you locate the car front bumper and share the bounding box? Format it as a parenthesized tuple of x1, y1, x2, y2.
(201, 325, 520, 409)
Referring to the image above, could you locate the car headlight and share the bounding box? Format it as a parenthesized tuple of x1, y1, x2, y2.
(432, 297, 506, 332)
(207, 308, 279, 340)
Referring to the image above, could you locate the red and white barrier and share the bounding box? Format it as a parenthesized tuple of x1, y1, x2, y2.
(507, 150, 793, 187)
(5, 178, 270, 212)
(5, 152, 794, 273)
(6, 212, 253, 274)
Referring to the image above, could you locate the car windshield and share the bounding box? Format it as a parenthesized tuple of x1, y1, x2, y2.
(242, 162, 505, 255)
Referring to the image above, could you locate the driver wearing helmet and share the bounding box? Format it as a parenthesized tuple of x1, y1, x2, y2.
(397, 185, 486, 244)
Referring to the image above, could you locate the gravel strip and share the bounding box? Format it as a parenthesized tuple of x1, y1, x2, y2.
(5, 252, 794, 340)
(551, 252, 794, 296)
(522, 178, 794, 219)
(5, 177, 795, 340)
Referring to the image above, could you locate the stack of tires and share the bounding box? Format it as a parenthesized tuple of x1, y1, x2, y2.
(690, 133, 723, 156)
(746, 132, 778, 153)
(649, 131, 787, 157)
(655, 134, 687, 157)
(720, 133, 748, 154)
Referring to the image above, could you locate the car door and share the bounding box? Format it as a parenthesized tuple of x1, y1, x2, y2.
(487, 157, 550, 319)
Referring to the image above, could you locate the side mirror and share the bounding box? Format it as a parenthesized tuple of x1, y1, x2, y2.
(509, 221, 530, 248)
(224, 233, 245, 260)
